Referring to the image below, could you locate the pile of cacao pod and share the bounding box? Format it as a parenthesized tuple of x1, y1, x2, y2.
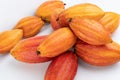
(0, 0, 120, 80)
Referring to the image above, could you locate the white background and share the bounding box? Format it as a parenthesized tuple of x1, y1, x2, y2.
(0, 0, 120, 80)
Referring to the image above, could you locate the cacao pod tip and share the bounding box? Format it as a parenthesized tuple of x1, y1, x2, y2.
(42, 19, 47, 23)
(68, 18, 72, 22)
(36, 51, 40, 55)
(111, 40, 113, 43)
(64, 3, 66, 5)
(41, 17, 49, 23)
(56, 18, 59, 21)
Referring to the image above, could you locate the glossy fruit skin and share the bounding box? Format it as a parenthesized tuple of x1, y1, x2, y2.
(45, 51, 78, 80)
(10, 36, 51, 63)
(14, 16, 44, 38)
(58, 3, 104, 27)
(36, 0, 65, 22)
(37, 27, 77, 57)
(50, 9, 64, 30)
(0, 29, 23, 54)
(69, 18, 112, 45)
(99, 12, 120, 33)
(75, 40, 120, 66)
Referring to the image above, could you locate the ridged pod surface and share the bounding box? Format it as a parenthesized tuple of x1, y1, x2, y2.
(69, 18, 112, 45)
(58, 3, 104, 27)
(45, 51, 78, 80)
(10, 36, 51, 63)
(37, 27, 77, 57)
(14, 16, 44, 38)
(75, 40, 120, 66)
(0, 29, 23, 53)
(99, 12, 120, 33)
